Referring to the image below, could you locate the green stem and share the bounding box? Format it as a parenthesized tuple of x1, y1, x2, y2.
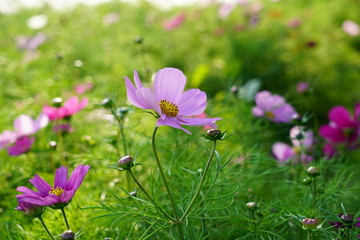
(307, 230, 311, 240)
(38, 216, 55, 240)
(313, 177, 317, 217)
(128, 169, 175, 221)
(118, 119, 128, 156)
(151, 127, 184, 239)
(180, 140, 217, 221)
(60, 207, 70, 230)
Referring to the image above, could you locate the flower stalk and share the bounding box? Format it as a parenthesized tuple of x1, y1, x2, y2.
(61, 207, 70, 230)
(38, 215, 55, 240)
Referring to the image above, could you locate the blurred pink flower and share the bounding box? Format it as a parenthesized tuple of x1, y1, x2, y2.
(0, 130, 17, 149)
(218, 3, 235, 19)
(7, 136, 35, 156)
(16, 33, 47, 51)
(74, 82, 94, 95)
(103, 12, 120, 25)
(43, 96, 88, 121)
(53, 124, 74, 133)
(14, 114, 49, 137)
(272, 126, 314, 164)
(296, 82, 309, 93)
(287, 18, 301, 28)
(342, 20, 360, 36)
(163, 13, 186, 31)
(252, 91, 298, 123)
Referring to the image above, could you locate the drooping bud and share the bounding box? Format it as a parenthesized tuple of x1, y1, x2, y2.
(246, 202, 257, 210)
(61, 230, 75, 240)
(306, 166, 320, 177)
(302, 218, 318, 230)
(52, 97, 63, 107)
(118, 156, 134, 170)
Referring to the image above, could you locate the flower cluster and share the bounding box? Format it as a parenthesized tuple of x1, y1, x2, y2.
(272, 126, 314, 164)
(252, 91, 298, 123)
(0, 113, 48, 156)
(319, 104, 360, 157)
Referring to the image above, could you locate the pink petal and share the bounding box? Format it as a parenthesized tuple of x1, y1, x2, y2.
(290, 126, 314, 148)
(136, 88, 161, 115)
(319, 125, 346, 143)
(272, 104, 297, 123)
(35, 113, 49, 131)
(66, 164, 90, 191)
(156, 116, 192, 134)
(63, 96, 80, 116)
(60, 189, 76, 203)
(355, 103, 360, 120)
(14, 114, 37, 136)
(0, 130, 17, 149)
(29, 174, 52, 195)
(178, 89, 207, 116)
(133, 70, 143, 88)
(54, 166, 68, 189)
(323, 143, 336, 158)
(79, 97, 89, 110)
(177, 116, 221, 129)
(255, 91, 285, 112)
(252, 106, 264, 117)
(328, 106, 354, 129)
(16, 186, 43, 198)
(272, 142, 295, 162)
(7, 136, 35, 156)
(154, 68, 186, 105)
(125, 76, 151, 109)
(43, 106, 60, 120)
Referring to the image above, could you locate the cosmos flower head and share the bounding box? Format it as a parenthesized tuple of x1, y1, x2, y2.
(163, 13, 186, 31)
(252, 91, 298, 123)
(272, 126, 314, 164)
(319, 104, 360, 157)
(15, 198, 45, 218)
(43, 96, 88, 121)
(125, 67, 221, 134)
(16, 165, 90, 209)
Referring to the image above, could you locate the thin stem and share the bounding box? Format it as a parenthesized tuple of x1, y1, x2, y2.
(251, 210, 257, 232)
(151, 127, 184, 239)
(180, 140, 217, 221)
(128, 169, 175, 221)
(313, 177, 317, 217)
(38, 216, 55, 240)
(118, 119, 128, 156)
(307, 230, 311, 240)
(60, 207, 70, 230)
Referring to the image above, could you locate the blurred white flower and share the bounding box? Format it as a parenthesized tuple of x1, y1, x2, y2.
(342, 20, 360, 36)
(27, 14, 48, 29)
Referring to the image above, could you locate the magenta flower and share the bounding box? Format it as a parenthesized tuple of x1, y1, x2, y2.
(163, 13, 186, 31)
(319, 105, 360, 156)
(15, 198, 45, 218)
(43, 96, 88, 121)
(7, 136, 35, 156)
(252, 91, 298, 123)
(125, 68, 221, 134)
(16, 165, 90, 208)
(272, 126, 314, 164)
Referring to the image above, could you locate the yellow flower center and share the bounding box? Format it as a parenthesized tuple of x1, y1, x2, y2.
(159, 100, 179, 117)
(265, 111, 275, 119)
(49, 187, 64, 197)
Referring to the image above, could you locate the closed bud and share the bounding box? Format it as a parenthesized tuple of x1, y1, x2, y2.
(118, 156, 134, 170)
(61, 230, 75, 240)
(302, 218, 318, 230)
(306, 166, 320, 177)
(101, 98, 114, 109)
(341, 214, 353, 223)
(302, 177, 313, 185)
(49, 141, 57, 150)
(246, 202, 257, 210)
(52, 97, 63, 107)
(207, 129, 222, 139)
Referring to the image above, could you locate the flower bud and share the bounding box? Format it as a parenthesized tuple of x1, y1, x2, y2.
(129, 191, 137, 197)
(306, 166, 320, 177)
(134, 36, 143, 44)
(118, 156, 134, 170)
(341, 214, 354, 223)
(49, 141, 57, 150)
(246, 202, 257, 210)
(302, 218, 318, 229)
(52, 97, 63, 107)
(206, 129, 222, 139)
(101, 98, 114, 109)
(61, 230, 75, 240)
(302, 177, 313, 185)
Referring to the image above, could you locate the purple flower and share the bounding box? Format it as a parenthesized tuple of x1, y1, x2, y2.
(125, 67, 221, 134)
(252, 91, 298, 123)
(7, 136, 35, 156)
(43, 96, 88, 121)
(15, 198, 45, 218)
(53, 124, 74, 134)
(272, 126, 314, 164)
(296, 82, 309, 94)
(16, 33, 47, 51)
(16, 165, 90, 208)
(319, 104, 360, 156)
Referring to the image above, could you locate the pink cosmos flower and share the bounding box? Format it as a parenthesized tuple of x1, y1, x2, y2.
(218, 3, 235, 19)
(0, 130, 17, 149)
(252, 91, 298, 123)
(163, 13, 186, 31)
(74, 82, 94, 95)
(125, 68, 221, 134)
(296, 82, 309, 94)
(342, 20, 360, 36)
(14, 114, 49, 137)
(43, 96, 88, 121)
(7, 136, 35, 156)
(272, 126, 314, 164)
(319, 104, 360, 156)
(16, 165, 90, 208)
